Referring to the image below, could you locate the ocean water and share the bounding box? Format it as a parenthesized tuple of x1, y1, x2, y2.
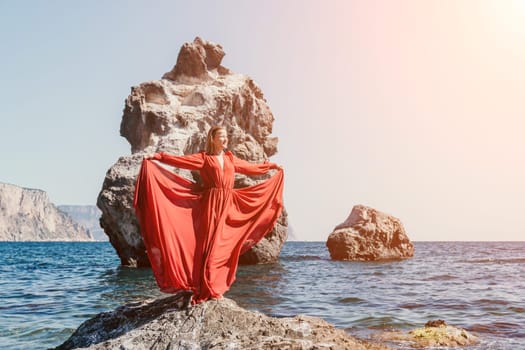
(0, 241, 523, 349)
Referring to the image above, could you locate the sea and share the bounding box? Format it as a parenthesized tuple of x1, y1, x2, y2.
(0, 241, 523, 350)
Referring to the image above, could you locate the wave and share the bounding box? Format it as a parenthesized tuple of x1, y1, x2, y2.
(423, 274, 458, 281)
(462, 257, 525, 264)
(508, 306, 525, 313)
(476, 298, 509, 306)
(398, 302, 426, 309)
(339, 296, 366, 304)
(351, 315, 404, 329)
(280, 255, 323, 261)
(468, 322, 525, 337)
(428, 301, 470, 310)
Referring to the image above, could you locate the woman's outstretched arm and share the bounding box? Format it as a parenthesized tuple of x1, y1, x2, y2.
(231, 153, 282, 175)
(149, 151, 205, 170)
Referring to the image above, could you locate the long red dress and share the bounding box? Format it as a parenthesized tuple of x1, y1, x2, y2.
(133, 150, 284, 304)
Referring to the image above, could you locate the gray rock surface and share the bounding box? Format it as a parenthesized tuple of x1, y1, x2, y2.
(326, 205, 414, 261)
(97, 37, 287, 267)
(0, 182, 92, 241)
(58, 205, 106, 241)
(55, 294, 391, 350)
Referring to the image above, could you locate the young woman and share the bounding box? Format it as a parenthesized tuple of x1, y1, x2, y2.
(134, 126, 284, 304)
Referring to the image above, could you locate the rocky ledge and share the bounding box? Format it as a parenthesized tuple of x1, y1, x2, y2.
(326, 205, 414, 261)
(55, 294, 391, 350)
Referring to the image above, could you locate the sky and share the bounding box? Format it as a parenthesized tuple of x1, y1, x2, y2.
(1, 0, 524, 241)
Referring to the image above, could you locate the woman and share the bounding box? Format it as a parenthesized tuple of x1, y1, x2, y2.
(133, 126, 284, 304)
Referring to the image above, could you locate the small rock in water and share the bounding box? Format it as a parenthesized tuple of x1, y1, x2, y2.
(326, 205, 414, 261)
(373, 319, 478, 348)
(425, 319, 447, 328)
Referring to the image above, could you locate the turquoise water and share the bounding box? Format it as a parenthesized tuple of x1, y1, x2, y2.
(0, 241, 524, 349)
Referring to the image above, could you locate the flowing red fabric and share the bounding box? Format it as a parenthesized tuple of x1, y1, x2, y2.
(133, 150, 284, 303)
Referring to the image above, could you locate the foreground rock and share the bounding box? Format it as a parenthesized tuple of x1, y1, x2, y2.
(326, 205, 413, 261)
(374, 320, 478, 348)
(97, 37, 287, 267)
(0, 182, 92, 241)
(56, 294, 390, 350)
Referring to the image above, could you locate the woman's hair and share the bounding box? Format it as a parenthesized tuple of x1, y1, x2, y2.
(205, 126, 227, 154)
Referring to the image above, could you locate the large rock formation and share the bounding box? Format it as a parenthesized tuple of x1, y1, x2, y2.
(55, 294, 391, 350)
(0, 182, 93, 241)
(326, 205, 414, 261)
(58, 205, 106, 241)
(97, 37, 287, 267)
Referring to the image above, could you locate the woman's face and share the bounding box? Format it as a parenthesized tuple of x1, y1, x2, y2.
(213, 129, 228, 152)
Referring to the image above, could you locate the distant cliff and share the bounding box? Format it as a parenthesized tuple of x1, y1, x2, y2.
(0, 182, 93, 241)
(58, 205, 107, 241)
